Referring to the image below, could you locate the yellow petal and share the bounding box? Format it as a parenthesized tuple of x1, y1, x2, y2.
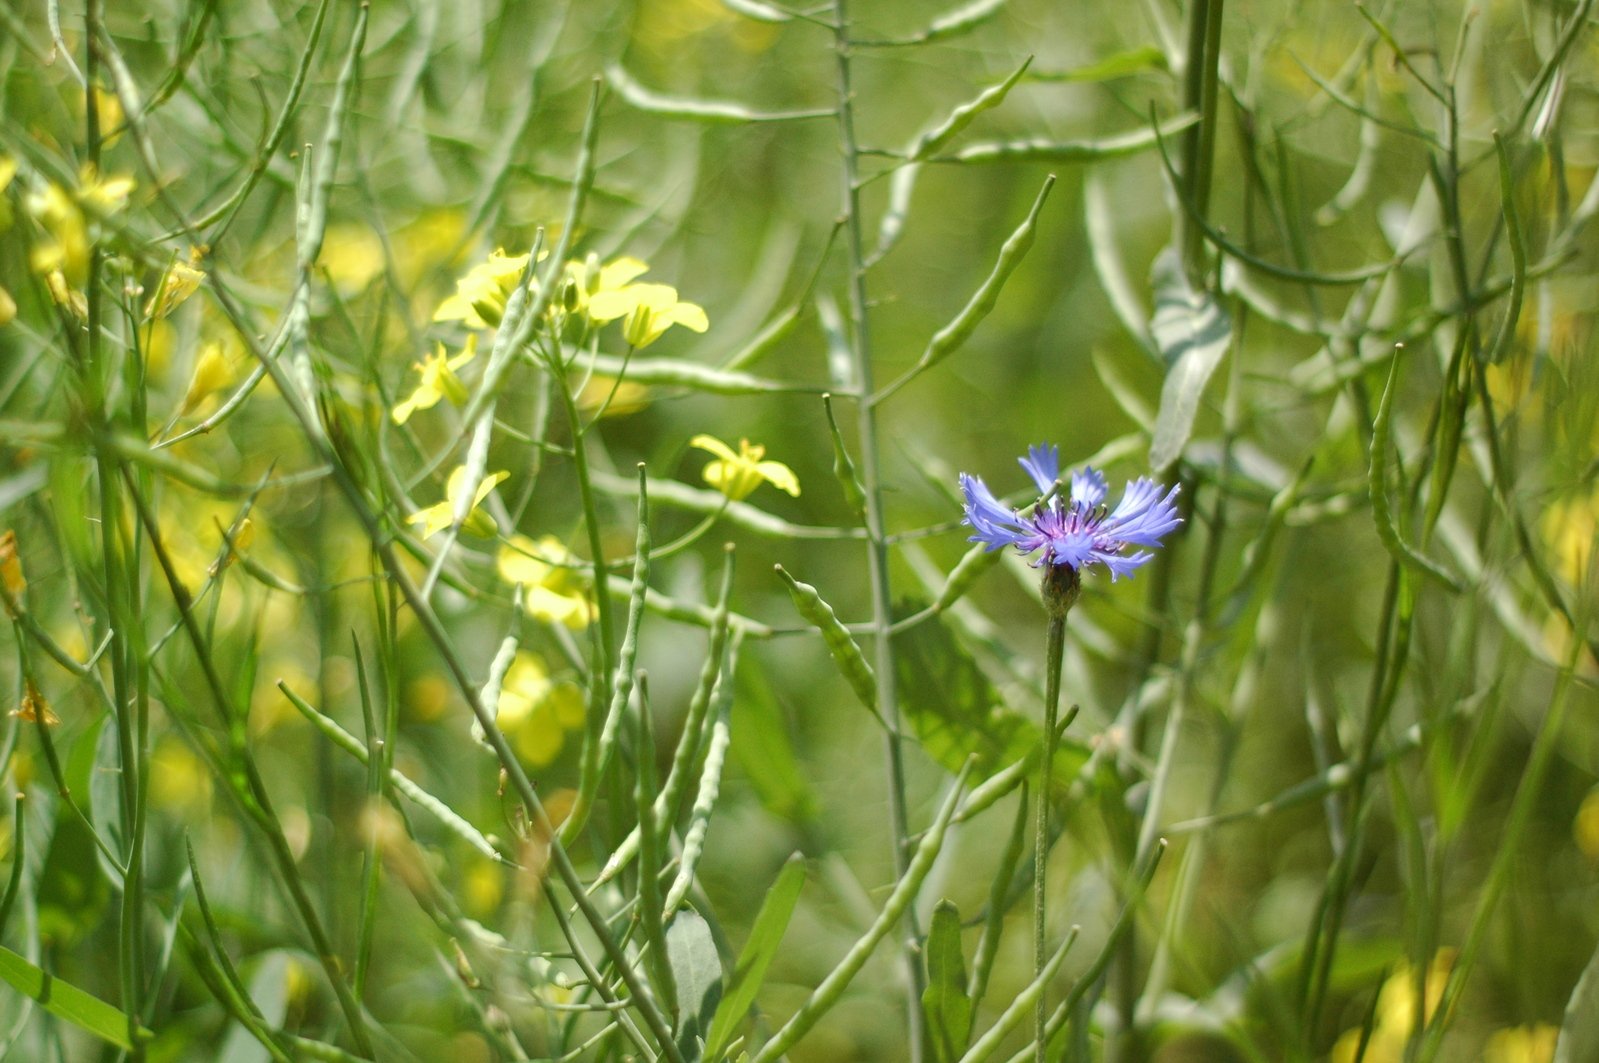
(669, 301, 709, 333)
(756, 460, 800, 497)
(689, 434, 739, 463)
(599, 256, 649, 289)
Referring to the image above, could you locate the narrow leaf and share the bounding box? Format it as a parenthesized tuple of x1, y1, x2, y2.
(1147, 246, 1231, 472)
(859, 0, 1008, 46)
(923, 901, 973, 1062)
(1555, 935, 1599, 1063)
(0, 945, 138, 1050)
(668, 909, 724, 1062)
(704, 856, 806, 1061)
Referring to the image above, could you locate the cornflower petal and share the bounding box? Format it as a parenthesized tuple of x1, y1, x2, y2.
(1071, 466, 1108, 509)
(1019, 443, 1060, 495)
(959, 473, 1023, 552)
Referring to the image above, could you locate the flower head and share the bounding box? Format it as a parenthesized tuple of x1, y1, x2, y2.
(959, 443, 1180, 582)
(434, 248, 530, 329)
(497, 534, 596, 630)
(393, 335, 477, 424)
(408, 466, 508, 540)
(691, 435, 799, 501)
(589, 281, 708, 349)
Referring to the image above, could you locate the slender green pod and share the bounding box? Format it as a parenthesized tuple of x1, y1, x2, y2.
(562, 466, 652, 847)
(774, 564, 882, 725)
(874, 176, 1055, 404)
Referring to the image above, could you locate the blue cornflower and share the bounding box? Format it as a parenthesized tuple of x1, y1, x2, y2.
(960, 444, 1182, 581)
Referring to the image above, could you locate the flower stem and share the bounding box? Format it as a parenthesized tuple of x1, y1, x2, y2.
(1035, 602, 1069, 1063)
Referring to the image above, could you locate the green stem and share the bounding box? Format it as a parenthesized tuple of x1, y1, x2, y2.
(831, 4, 922, 1058)
(1034, 606, 1068, 1063)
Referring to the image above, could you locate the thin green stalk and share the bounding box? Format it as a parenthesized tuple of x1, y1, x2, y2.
(1175, 0, 1226, 286)
(1034, 606, 1069, 1063)
(830, 5, 922, 1058)
(121, 470, 377, 1058)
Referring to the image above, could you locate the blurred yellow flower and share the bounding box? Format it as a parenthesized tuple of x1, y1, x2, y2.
(180, 340, 237, 416)
(0, 286, 13, 327)
(319, 222, 387, 294)
(691, 434, 799, 501)
(150, 736, 213, 813)
(27, 165, 134, 285)
(393, 335, 476, 424)
(576, 374, 650, 418)
(409, 466, 508, 540)
(1483, 1024, 1558, 1063)
(1541, 486, 1597, 588)
(496, 534, 595, 629)
(1330, 952, 1455, 1063)
(590, 281, 709, 349)
(434, 248, 529, 329)
(494, 651, 587, 766)
(145, 248, 206, 320)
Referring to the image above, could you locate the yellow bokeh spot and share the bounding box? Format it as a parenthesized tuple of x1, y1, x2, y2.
(1541, 486, 1598, 589)
(407, 673, 451, 722)
(462, 858, 504, 917)
(149, 737, 213, 813)
(1483, 1024, 1558, 1063)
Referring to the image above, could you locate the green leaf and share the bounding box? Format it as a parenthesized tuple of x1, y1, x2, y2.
(0, 945, 138, 1050)
(1147, 245, 1232, 472)
(922, 901, 972, 1062)
(892, 601, 1088, 783)
(1556, 936, 1599, 1063)
(668, 908, 724, 1062)
(704, 856, 805, 1062)
(730, 675, 818, 825)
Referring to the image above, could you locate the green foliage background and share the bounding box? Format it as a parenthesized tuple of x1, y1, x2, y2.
(0, 0, 1597, 1061)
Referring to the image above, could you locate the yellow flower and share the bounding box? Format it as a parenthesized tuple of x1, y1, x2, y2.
(393, 335, 476, 424)
(493, 651, 587, 767)
(0, 157, 16, 231)
(0, 286, 14, 327)
(496, 534, 596, 629)
(26, 165, 134, 285)
(318, 222, 387, 294)
(1542, 486, 1598, 588)
(576, 375, 650, 419)
(690, 434, 799, 501)
(588, 281, 708, 348)
(180, 340, 237, 416)
(408, 467, 509, 540)
(1330, 952, 1456, 1063)
(562, 253, 649, 320)
(434, 248, 530, 329)
(1483, 1025, 1558, 1063)
(145, 248, 206, 320)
